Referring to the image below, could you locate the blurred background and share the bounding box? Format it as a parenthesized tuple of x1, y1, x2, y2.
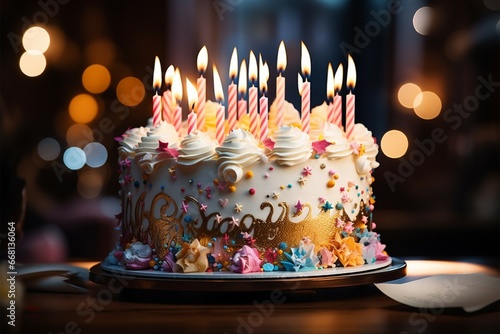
(1, 0, 498, 264)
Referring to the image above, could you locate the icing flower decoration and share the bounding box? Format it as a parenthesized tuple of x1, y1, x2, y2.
(231, 245, 262, 273)
(311, 139, 331, 155)
(350, 141, 360, 155)
(281, 238, 319, 272)
(122, 241, 153, 270)
(119, 159, 131, 169)
(265, 248, 278, 264)
(331, 233, 364, 267)
(335, 218, 345, 228)
(343, 221, 354, 234)
(319, 246, 337, 268)
(302, 166, 313, 177)
(358, 230, 389, 263)
(157, 140, 179, 158)
(175, 238, 210, 273)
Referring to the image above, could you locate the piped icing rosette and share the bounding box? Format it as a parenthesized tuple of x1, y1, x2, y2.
(353, 123, 380, 174)
(216, 129, 266, 183)
(135, 122, 180, 173)
(177, 131, 217, 166)
(118, 126, 149, 158)
(322, 123, 353, 159)
(272, 125, 312, 166)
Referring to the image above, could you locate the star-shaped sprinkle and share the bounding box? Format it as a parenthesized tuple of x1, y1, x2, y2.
(222, 233, 230, 244)
(358, 144, 366, 155)
(272, 191, 280, 199)
(157, 140, 179, 158)
(302, 166, 313, 177)
(168, 166, 176, 175)
(298, 176, 307, 185)
(234, 203, 243, 213)
(230, 217, 240, 226)
(181, 201, 189, 213)
(340, 187, 345, 192)
(295, 200, 304, 213)
(311, 139, 331, 155)
(322, 201, 333, 211)
(350, 141, 360, 155)
(336, 218, 345, 228)
(318, 196, 326, 204)
(343, 221, 354, 234)
(200, 203, 208, 212)
(263, 137, 275, 150)
(361, 215, 368, 223)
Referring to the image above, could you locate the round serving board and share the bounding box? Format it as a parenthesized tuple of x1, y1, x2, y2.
(89, 257, 406, 292)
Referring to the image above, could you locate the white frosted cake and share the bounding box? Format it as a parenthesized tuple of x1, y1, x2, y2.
(105, 46, 388, 275)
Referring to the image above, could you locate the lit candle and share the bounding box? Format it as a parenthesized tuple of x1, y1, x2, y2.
(172, 68, 183, 133)
(276, 41, 286, 128)
(326, 63, 335, 124)
(228, 47, 238, 132)
(345, 55, 356, 141)
(248, 51, 259, 138)
(213, 64, 225, 145)
(197, 46, 208, 131)
(186, 78, 198, 135)
(162, 65, 174, 124)
(152, 56, 162, 127)
(300, 42, 311, 134)
(259, 57, 269, 142)
(238, 59, 247, 122)
(334, 63, 344, 129)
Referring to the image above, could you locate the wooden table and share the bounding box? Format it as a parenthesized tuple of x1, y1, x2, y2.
(11, 260, 500, 334)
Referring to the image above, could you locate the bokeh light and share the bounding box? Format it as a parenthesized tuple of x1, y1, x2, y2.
(19, 51, 47, 77)
(397, 83, 422, 108)
(66, 123, 93, 147)
(69, 93, 99, 123)
(77, 170, 104, 199)
(37, 137, 61, 161)
(63, 147, 86, 170)
(82, 64, 111, 94)
(22, 26, 50, 53)
(83, 142, 108, 168)
(116, 77, 145, 106)
(381, 130, 409, 159)
(413, 7, 433, 35)
(413, 91, 442, 120)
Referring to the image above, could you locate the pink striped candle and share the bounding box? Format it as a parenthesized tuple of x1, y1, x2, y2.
(173, 105, 182, 132)
(259, 94, 268, 142)
(249, 86, 258, 137)
(237, 59, 247, 121)
(152, 56, 162, 127)
(162, 65, 174, 124)
(187, 111, 197, 134)
(301, 81, 310, 134)
(326, 63, 335, 124)
(300, 42, 311, 134)
(216, 104, 225, 144)
(197, 46, 208, 131)
(227, 47, 238, 132)
(276, 41, 287, 128)
(334, 63, 344, 129)
(248, 51, 259, 138)
(172, 68, 183, 133)
(345, 55, 356, 140)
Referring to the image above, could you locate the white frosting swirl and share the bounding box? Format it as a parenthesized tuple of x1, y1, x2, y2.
(322, 123, 353, 159)
(118, 126, 149, 156)
(216, 129, 266, 183)
(136, 121, 180, 153)
(177, 131, 217, 166)
(272, 126, 312, 166)
(353, 123, 380, 174)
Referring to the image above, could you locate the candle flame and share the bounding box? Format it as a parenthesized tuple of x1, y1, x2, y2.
(301, 41, 311, 77)
(334, 63, 343, 93)
(164, 65, 174, 87)
(186, 78, 198, 111)
(213, 64, 224, 102)
(153, 56, 162, 90)
(229, 47, 238, 80)
(327, 63, 334, 100)
(197, 45, 208, 74)
(297, 72, 303, 96)
(347, 54, 356, 90)
(172, 67, 183, 102)
(277, 40, 287, 73)
(248, 50, 258, 84)
(238, 59, 247, 95)
(259, 57, 269, 93)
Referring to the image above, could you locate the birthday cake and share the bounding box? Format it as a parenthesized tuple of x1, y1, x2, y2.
(104, 45, 389, 275)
